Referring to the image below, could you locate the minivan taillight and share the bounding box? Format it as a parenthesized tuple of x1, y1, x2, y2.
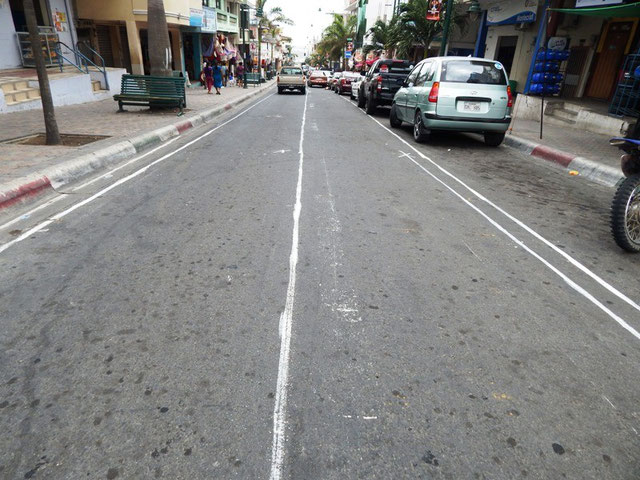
(428, 82, 439, 103)
(507, 85, 513, 108)
(277, 74, 280, 83)
(376, 75, 383, 92)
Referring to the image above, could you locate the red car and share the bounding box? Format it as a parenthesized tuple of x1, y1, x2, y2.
(308, 71, 328, 88)
(335, 72, 362, 95)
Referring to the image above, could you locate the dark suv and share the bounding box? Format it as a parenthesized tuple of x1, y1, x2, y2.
(357, 59, 414, 114)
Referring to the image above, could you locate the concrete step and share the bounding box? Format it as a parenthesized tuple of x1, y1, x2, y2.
(5, 87, 41, 105)
(550, 107, 579, 120)
(5, 95, 41, 106)
(0, 79, 29, 94)
(546, 115, 576, 125)
(91, 80, 105, 92)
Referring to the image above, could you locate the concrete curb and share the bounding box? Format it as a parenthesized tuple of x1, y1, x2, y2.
(0, 82, 274, 213)
(504, 133, 623, 187)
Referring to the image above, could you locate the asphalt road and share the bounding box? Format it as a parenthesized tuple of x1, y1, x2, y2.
(1, 86, 639, 480)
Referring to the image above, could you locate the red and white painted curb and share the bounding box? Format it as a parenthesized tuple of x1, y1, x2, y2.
(503, 133, 623, 187)
(0, 83, 274, 213)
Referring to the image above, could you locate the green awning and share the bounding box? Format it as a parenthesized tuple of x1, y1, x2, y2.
(551, 2, 640, 17)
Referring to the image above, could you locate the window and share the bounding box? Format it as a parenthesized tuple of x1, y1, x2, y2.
(216, 0, 221, 8)
(415, 62, 432, 86)
(405, 63, 421, 86)
(281, 68, 302, 75)
(441, 60, 507, 85)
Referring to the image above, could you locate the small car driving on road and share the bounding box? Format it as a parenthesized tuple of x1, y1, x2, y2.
(277, 67, 306, 94)
(390, 57, 513, 146)
(308, 70, 329, 88)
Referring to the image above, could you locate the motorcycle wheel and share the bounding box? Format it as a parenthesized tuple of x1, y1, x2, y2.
(611, 174, 640, 253)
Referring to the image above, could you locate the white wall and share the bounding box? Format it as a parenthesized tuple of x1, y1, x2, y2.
(48, 0, 78, 65)
(0, 3, 22, 69)
(363, 0, 394, 46)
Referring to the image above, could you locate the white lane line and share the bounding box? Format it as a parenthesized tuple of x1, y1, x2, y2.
(0, 136, 185, 233)
(339, 96, 640, 340)
(0, 93, 275, 255)
(270, 90, 309, 480)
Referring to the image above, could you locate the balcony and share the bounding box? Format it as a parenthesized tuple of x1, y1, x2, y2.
(216, 10, 239, 34)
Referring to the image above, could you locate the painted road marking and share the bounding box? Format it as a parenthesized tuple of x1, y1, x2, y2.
(339, 95, 640, 340)
(0, 93, 276, 255)
(269, 90, 309, 480)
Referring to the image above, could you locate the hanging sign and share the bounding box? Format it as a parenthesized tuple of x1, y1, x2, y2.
(426, 0, 443, 21)
(202, 7, 217, 33)
(547, 37, 568, 51)
(486, 0, 538, 25)
(189, 8, 204, 27)
(575, 0, 622, 7)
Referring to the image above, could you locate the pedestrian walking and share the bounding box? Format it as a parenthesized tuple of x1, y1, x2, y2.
(221, 63, 228, 87)
(203, 62, 214, 94)
(236, 62, 245, 87)
(212, 61, 223, 95)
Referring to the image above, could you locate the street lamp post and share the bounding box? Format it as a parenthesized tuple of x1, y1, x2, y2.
(439, 0, 455, 56)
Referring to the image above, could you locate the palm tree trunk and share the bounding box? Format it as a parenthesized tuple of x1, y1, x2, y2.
(257, 26, 262, 78)
(148, 0, 172, 76)
(24, 0, 61, 145)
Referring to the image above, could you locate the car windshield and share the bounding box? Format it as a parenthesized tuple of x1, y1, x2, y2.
(281, 68, 302, 75)
(441, 60, 507, 85)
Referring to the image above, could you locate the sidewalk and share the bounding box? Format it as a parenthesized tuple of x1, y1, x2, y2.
(0, 81, 274, 211)
(505, 118, 624, 187)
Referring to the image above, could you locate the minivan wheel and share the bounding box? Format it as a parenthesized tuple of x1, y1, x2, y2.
(413, 111, 429, 143)
(390, 104, 402, 128)
(484, 132, 505, 147)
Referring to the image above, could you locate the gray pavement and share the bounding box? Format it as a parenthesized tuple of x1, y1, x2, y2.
(1, 87, 639, 479)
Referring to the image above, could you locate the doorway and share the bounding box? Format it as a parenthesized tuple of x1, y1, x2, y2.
(495, 35, 518, 78)
(9, 0, 49, 31)
(586, 21, 634, 100)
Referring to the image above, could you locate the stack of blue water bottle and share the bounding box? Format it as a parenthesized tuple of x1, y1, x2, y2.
(529, 48, 570, 95)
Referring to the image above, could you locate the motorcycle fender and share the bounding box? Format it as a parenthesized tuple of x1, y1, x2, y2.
(620, 154, 640, 177)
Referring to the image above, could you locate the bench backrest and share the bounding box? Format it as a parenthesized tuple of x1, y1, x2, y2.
(120, 74, 185, 98)
(245, 73, 260, 82)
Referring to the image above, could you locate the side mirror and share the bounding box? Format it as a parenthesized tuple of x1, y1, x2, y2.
(360, 71, 366, 76)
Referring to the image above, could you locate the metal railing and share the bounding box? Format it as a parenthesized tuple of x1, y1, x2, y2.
(53, 41, 109, 91)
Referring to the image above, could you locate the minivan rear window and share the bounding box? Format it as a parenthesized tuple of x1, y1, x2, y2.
(441, 61, 507, 85)
(281, 68, 302, 75)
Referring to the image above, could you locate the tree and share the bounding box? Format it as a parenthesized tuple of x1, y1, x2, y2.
(257, 4, 293, 72)
(363, 19, 395, 58)
(317, 14, 357, 70)
(147, 0, 172, 76)
(391, 0, 467, 60)
(23, 0, 61, 145)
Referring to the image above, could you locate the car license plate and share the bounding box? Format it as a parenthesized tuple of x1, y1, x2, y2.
(463, 101, 481, 112)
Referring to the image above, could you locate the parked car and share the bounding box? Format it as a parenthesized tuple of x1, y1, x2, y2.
(328, 71, 341, 91)
(358, 59, 414, 113)
(350, 74, 365, 102)
(277, 67, 306, 94)
(308, 70, 328, 88)
(390, 56, 513, 146)
(334, 72, 361, 95)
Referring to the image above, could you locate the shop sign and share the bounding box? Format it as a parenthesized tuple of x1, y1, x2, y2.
(202, 7, 217, 33)
(189, 8, 204, 28)
(547, 37, 568, 51)
(575, 0, 622, 7)
(427, 0, 443, 21)
(486, 0, 538, 25)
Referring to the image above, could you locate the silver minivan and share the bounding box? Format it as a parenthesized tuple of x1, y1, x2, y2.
(390, 57, 513, 146)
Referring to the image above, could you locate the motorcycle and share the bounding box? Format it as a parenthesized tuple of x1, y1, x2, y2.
(609, 136, 640, 253)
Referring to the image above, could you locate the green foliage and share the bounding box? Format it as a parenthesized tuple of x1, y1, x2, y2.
(316, 14, 357, 63)
(391, 0, 467, 58)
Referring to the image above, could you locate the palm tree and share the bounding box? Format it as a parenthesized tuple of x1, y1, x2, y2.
(317, 14, 357, 70)
(391, 0, 466, 60)
(363, 19, 395, 58)
(256, 3, 292, 74)
(147, 0, 172, 76)
(24, 0, 60, 145)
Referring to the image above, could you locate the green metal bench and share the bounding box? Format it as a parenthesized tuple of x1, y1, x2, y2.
(114, 74, 186, 113)
(244, 73, 261, 87)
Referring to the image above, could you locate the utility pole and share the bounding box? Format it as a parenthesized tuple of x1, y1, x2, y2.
(439, 0, 455, 56)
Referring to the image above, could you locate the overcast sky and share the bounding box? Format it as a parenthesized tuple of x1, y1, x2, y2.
(262, 0, 348, 58)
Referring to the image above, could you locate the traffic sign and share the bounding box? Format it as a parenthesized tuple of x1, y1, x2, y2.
(345, 51, 352, 59)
